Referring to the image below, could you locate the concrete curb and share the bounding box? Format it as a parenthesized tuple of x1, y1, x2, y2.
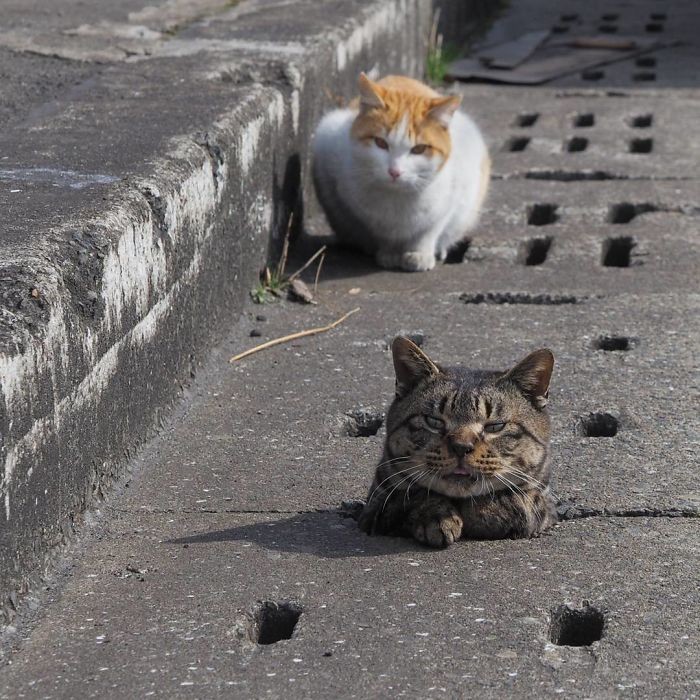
(0, 0, 431, 621)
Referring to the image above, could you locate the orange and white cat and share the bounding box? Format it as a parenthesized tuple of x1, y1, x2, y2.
(312, 73, 490, 271)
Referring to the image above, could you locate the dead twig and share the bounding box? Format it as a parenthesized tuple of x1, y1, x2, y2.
(229, 307, 360, 363)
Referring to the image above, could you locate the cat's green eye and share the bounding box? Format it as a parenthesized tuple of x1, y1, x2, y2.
(410, 144, 428, 155)
(425, 415, 445, 431)
(374, 137, 389, 150)
(484, 421, 506, 434)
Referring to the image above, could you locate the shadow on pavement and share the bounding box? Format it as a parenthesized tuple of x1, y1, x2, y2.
(166, 510, 421, 559)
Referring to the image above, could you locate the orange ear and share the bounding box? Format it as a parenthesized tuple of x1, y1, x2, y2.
(358, 72, 385, 109)
(428, 95, 462, 127)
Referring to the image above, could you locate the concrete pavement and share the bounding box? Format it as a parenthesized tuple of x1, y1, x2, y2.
(1, 0, 699, 697)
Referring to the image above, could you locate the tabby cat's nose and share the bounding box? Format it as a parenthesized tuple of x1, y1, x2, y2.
(449, 439, 475, 458)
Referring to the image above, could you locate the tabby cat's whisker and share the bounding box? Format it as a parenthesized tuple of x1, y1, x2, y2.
(366, 464, 425, 504)
(381, 467, 428, 513)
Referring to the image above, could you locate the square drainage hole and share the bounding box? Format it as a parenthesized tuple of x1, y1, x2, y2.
(514, 112, 539, 127)
(581, 70, 604, 81)
(551, 25, 569, 33)
(630, 113, 653, 128)
(628, 138, 653, 154)
(505, 136, 530, 152)
(343, 408, 384, 437)
(578, 412, 619, 437)
(645, 22, 664, 32)
(598, 24, 618, 33)
(549, 604, 605, 646)
(635, 56, 656, 68)
(573, 113, 595, 128)
(650, 12, 666, 21)
(444, 238, 471, 264)
(593, 335, 633, 351)
(601, 236, 636, 267)
(633, 72, 656, 82)
(520, 236, 552, 265)
(601, 13, 619, 21)
(566, 137, 588, 153)
(607, 202, 657, 224)
(251, 601, 303, 645)
(527, 203, 559, 226)
(560, 13, 578, 22)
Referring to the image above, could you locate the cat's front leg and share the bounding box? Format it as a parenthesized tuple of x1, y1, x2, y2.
(459, 488, 557, 539)
(375, 247, 437, 272)
(404, 495, 463, 548)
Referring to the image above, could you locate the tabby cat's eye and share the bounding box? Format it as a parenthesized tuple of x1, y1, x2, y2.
(425, 415, 445, 431)
(484, 421, 506, 433)
(374, 137, 389, 150)
(410, 144, 428, 155)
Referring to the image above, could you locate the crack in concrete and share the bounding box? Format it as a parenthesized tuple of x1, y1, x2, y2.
(557, 502, 699, 521)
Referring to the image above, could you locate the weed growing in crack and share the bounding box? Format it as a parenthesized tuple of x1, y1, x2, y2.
(251, 212, 326, 304)
(426, 9, 460, 84)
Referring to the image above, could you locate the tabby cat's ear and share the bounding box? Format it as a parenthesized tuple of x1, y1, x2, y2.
(358, 72, 385, 110)
(500, 349, 554, 409)
(427, 94, 462, 127)
(392, 337, 441, 397)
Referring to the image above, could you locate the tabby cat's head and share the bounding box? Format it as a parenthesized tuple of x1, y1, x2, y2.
(384, 337, 554, 499)
(350, 73, 461, 191)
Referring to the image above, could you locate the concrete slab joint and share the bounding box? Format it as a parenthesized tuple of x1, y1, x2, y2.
(0, 0, 431, 622)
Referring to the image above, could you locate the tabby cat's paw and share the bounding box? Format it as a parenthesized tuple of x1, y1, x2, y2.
(412, 508, 463, 548)
(400, 251, 436, 272)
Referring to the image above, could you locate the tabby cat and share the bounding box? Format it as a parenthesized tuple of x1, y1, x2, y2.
(358, 337, 557, 547)
(312, 73, 490, 271)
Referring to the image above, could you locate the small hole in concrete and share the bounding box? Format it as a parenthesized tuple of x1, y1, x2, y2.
(598, 24, 618, 33)
(560, 13, 578, 22)
(629, 138, 653, 154)
(460, 292, 584, 305)
(602, 236, 635, 267)
(444, 238, 471, 264)
(549, 604, 605, 646)
(251, 601, 302, 645)
(551, 25, 569, 33)
(505, 136, 530, 152)
(601, 13, 619, 20)
(527, 203, 559, 226)
(574, 113, 595, 128)
(594, 335, 631, 352)
(566, 137, 588, 153)
(630, 113, 653, 128)
(645, 22, 664, 32)
(579, 413, 619, 437)
(521, 237, 552, 266)
(607, 202, 657, 224)
(633, 72, 656, 82)
(650, 12, 666, 21)
(344, 408, 384, 437)
(514, 112, 539, 127)
(581, 70, 604, 81)
(635, 56, 656, 68)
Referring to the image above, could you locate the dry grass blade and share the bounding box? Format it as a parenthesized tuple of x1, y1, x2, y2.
(275, 210, 294, 279)
(313, 250, 326, 294)
(287, 245, 327, 283)
(229, 307, 360, 363)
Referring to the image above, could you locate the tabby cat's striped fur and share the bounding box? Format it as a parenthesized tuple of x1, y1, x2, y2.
(358, 337, 557, 547)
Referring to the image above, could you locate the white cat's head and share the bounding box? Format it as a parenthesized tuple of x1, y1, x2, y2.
(349, 73, 461, 192)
